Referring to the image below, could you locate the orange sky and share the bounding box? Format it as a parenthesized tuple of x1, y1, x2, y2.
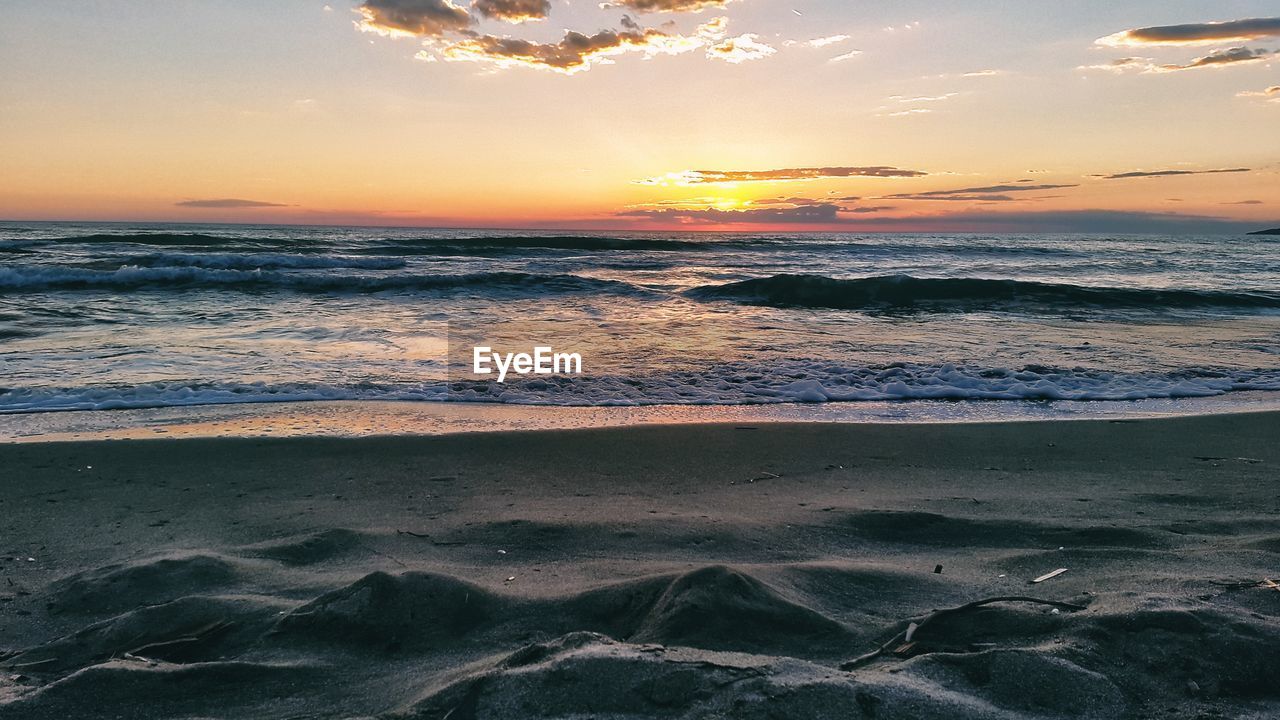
(0, 2, 1277, 232)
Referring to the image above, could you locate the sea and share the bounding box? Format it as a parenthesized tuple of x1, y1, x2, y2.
(3, 221, 1280, 434)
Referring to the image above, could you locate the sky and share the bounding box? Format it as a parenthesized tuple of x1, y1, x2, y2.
(0, 0, 1277, 232)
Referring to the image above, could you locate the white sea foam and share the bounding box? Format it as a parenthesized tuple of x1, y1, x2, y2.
(5, 364, 1280, 413)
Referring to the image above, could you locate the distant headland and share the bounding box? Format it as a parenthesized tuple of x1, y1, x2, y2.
(1248, 228, 1280, 235)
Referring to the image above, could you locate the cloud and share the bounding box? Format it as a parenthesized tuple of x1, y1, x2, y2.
(436, 26, 703, 73)
(1080, 47, 1274, 73)
(472, 0, 550, 22)
(1161, 46, 1274, 70)
(1222, 199, 1263, 204)
(1098, 168, 1250, 179)
(424, 15, 727, 73)
(893, 194, 1016, 201)
(883, 183, 1077, 201)
(617, 206, 1255, 232)
(706, 33, 776, 63)
(602, 0, 735, 13)
(890, 93, 957, 103)
(637, 166, 929, 186)
(619, 203, 846, 224)
(751, 196, 838, 206)
(875, 210, 1259, 234)
(1238, 85, 1280, 100)
(828, 49, 863, 63)
(175, 199, 289, 208)
(1077, 57, 1154, 73)
(355, 0, 472, 37)
(786, 34, 850, 48)
(1098, 17, 1280, 46)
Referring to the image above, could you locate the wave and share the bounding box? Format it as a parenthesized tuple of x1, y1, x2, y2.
(354, 235, 710, 256)
(5, 363, 1279, 413)
(687, 274, 1280, 312)
(0, 266, 640, 295)
(121, 252, 406, 271)
(22, 233, 733, 257)
(46, 233, 282, 247)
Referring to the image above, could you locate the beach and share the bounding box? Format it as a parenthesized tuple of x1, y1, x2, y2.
(6, 1, 1280, 718)
(2, 413, 1278, 719)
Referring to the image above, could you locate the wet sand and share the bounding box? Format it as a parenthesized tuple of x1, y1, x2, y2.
(1, 414, 1278, 718)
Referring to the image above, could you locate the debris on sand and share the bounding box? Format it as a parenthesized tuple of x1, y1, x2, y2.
(1031, 568, 1068, 584)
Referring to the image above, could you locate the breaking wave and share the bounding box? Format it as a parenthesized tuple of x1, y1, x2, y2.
(0, 266, 642, 295)
(5, 363, 1280, 413)
(687, 274, 1280, 312)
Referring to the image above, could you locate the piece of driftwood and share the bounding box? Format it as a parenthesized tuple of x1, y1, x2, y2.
(1031, 568, 1068, 583)
(840, 596, 1087, 671)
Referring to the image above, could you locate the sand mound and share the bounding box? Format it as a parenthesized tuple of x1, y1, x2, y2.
(8, 559, 1280, 719)
(620, 566, 853, 653)
(2, 660, 321, 720)
(274, 571, 502, 652)
(769, 562, 968, 622)
(436, 518, 767, 560)
(904, 649, 1124, 718)
(270, 565, 853, 658)
(237, 528, 366, 566)
(9, 595, 289, 676)
(46, 554, 245, 616)
(1082, 600, 1280, 700)
(394, 631, 1120, 720)
(6, 418, 1280, 718)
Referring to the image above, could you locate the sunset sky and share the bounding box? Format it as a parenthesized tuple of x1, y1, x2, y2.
(1, 1, 1277, 232)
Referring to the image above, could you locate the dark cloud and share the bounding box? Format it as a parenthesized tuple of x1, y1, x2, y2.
(1158, 46, 1274, 71)
(890, 194, 1017, 202)
(440, 27, 693, 73)
(1082, 47, 1275, 74)
(620, 203, 843, 224)
(872, 210, 1259, 234)
(752, 197, 832, 206)
(363, 5, 733, 75)
(356, 0, 472, 37)
(1223, 199, 1264, 205)
(1099, 17, 1280, 46)
(471, 0, 550, 22)
(175, 199, 288, 208)
(638, 166, 928, 185)
(605, 0, 735, 13)
(884, 183, 1077, 201)
(1099, 168, 1250, 179)
(739, 197, 886, 212)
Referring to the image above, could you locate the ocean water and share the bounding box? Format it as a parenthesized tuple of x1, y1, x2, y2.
(2, 221, 1280, 415)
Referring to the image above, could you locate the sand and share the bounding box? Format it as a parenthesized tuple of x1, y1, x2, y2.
(1, 413, 1278, 719)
